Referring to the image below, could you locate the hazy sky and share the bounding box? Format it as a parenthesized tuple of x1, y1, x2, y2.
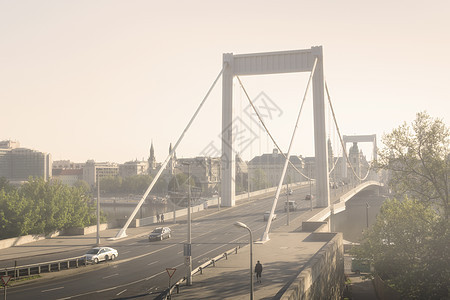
(1, 1, 449, 164)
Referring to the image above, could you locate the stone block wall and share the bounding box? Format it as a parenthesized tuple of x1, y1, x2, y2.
(281, 232, 344, 300)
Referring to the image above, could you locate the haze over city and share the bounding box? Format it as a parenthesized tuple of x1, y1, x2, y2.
(1, 1, 449, 163)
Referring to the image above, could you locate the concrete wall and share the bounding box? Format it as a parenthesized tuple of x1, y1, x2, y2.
(281, 232, 344, 300)
(63, 223, 109, 236)
(0, 230, 63, 250)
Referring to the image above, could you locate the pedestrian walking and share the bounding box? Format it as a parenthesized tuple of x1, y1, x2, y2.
(161, 213, 164, 223)
(157, 213, 160, 223)
(255, 260, 263, 283)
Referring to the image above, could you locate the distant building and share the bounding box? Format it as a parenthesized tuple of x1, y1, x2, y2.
(83, 160, 119, 186)
(148, 141, 157, 173)
(0, 140, 51, 183)
(176, 157, 221, 194)
(52, 168, 83, 186)
(119, 160, 148, 177)
(347, 142, 369, 183)
(53, 160, 85, 170)
(248, 149, 305, 190)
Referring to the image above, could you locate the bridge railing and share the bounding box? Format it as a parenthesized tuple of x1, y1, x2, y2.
(158, 245, 244, 300)
(0, 256, 87, 279)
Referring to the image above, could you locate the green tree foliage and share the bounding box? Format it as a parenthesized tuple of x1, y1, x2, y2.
(0, 177, 15, 193)
(354, 198, 449, 299)
(99, 175, 167, 196)
(356, 112, 450, 298)
(168, 173, 195, 193)
(0, 178, 96, 239)
(251, 169, 268, 190)
(377, 111, 449, 219)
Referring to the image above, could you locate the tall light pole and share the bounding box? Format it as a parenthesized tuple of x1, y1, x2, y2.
(365, 202, 369, 228)
(234, 221, 254, 300)
(184, 163, 192, 286)
(286, 182, 290, 226)
(96, 174, 100, 246)
(309, 164, 313, 211)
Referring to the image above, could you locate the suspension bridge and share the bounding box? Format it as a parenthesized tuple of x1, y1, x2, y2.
(114, 46, 383, 240)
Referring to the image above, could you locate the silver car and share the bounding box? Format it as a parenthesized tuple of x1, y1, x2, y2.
(85, 247, 118, 264)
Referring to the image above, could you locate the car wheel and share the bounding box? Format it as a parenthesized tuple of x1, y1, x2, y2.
(168, 233, 171, 238)
(93, 258, 99, 264)
(111, 254, 115, 261)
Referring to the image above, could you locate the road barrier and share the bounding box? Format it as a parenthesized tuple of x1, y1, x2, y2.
(159, 245, 243, 299)
(0, 256, 87, 280)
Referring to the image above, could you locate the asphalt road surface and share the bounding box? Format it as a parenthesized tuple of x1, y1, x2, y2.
(6, 186, 316, 299)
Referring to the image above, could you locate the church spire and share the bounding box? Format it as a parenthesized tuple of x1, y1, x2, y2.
(148, 140, 156, 172)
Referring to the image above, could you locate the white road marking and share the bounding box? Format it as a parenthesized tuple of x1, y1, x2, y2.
(177, 250, 183, 254)
(148, 261, 159, 265)
(116, 289, 127, 296)
(42, 286, 64, 293)
(103, 273, 119, 279)
(122, 250, 131, 254)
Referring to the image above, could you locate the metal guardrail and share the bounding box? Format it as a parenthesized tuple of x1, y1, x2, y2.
(158, 245, 243, 299)
(1, 256, 87, 279)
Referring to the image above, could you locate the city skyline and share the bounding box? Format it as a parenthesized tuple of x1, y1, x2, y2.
(1, 1, 449, 164)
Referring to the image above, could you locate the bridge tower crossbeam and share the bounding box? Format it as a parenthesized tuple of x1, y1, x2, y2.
(221, 47, 330, 208)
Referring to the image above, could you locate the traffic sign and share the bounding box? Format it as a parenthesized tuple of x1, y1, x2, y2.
(1, 275, 11, 286)
(166, 268, 176, 278)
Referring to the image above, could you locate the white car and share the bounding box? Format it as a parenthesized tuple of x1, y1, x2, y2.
(85, 247, 118, 264)
(263, 211, 277, 221)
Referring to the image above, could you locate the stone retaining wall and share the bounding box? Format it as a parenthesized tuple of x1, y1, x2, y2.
(281, 232, 344, 300)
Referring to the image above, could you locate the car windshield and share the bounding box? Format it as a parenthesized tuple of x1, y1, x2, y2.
(86, 248, 100, 254)
(152, 228, 163, 233)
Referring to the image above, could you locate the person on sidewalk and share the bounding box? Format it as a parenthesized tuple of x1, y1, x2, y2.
(161, 213, 164, 223)
(255, 260, 263, 283)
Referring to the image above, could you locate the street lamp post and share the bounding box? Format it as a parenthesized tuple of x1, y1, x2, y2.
(184, 163, 192, 286)
(309, 165, 313, 211)
(234, 221, 254, 300)
(286, 182, 290, 226)
(96, 175, 101, 246)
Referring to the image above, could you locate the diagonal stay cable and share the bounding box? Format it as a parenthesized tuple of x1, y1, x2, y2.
(114, 64, 225, 239)
(236, 77, 312, 181)
(325, 81, 371, 181)
(259, 57, 318, 241)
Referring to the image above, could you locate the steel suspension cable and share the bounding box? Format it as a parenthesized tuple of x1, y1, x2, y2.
(114, 65, 225, 239)
(259, 57, 318, 241)
(236, 77, 312, 181)
(325, 81, 371, 181)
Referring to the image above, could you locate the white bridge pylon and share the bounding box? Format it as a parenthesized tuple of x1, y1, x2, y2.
(341, 134, 377, 179)
(221, 46, 330, 208)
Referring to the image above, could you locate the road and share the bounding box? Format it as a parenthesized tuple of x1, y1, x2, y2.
(6, 186, 316, 299)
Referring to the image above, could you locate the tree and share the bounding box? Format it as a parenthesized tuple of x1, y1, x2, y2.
(251, 169, 267, 191)
(353, 198, 449, 299)
(377, 111, 449, 219)
(0, 177, 15, 193)
(0, 178, 97, 239)
(355, 112, 450, 299)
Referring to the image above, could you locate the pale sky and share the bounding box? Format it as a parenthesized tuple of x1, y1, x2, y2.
(1, 1, 449, 164)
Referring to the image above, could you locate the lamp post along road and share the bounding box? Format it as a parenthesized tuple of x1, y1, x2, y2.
(286, 182, 290, 226)
(186, 163, 192, 286)
(234, 221, 254, 300)
(96, 175, 100, 246)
